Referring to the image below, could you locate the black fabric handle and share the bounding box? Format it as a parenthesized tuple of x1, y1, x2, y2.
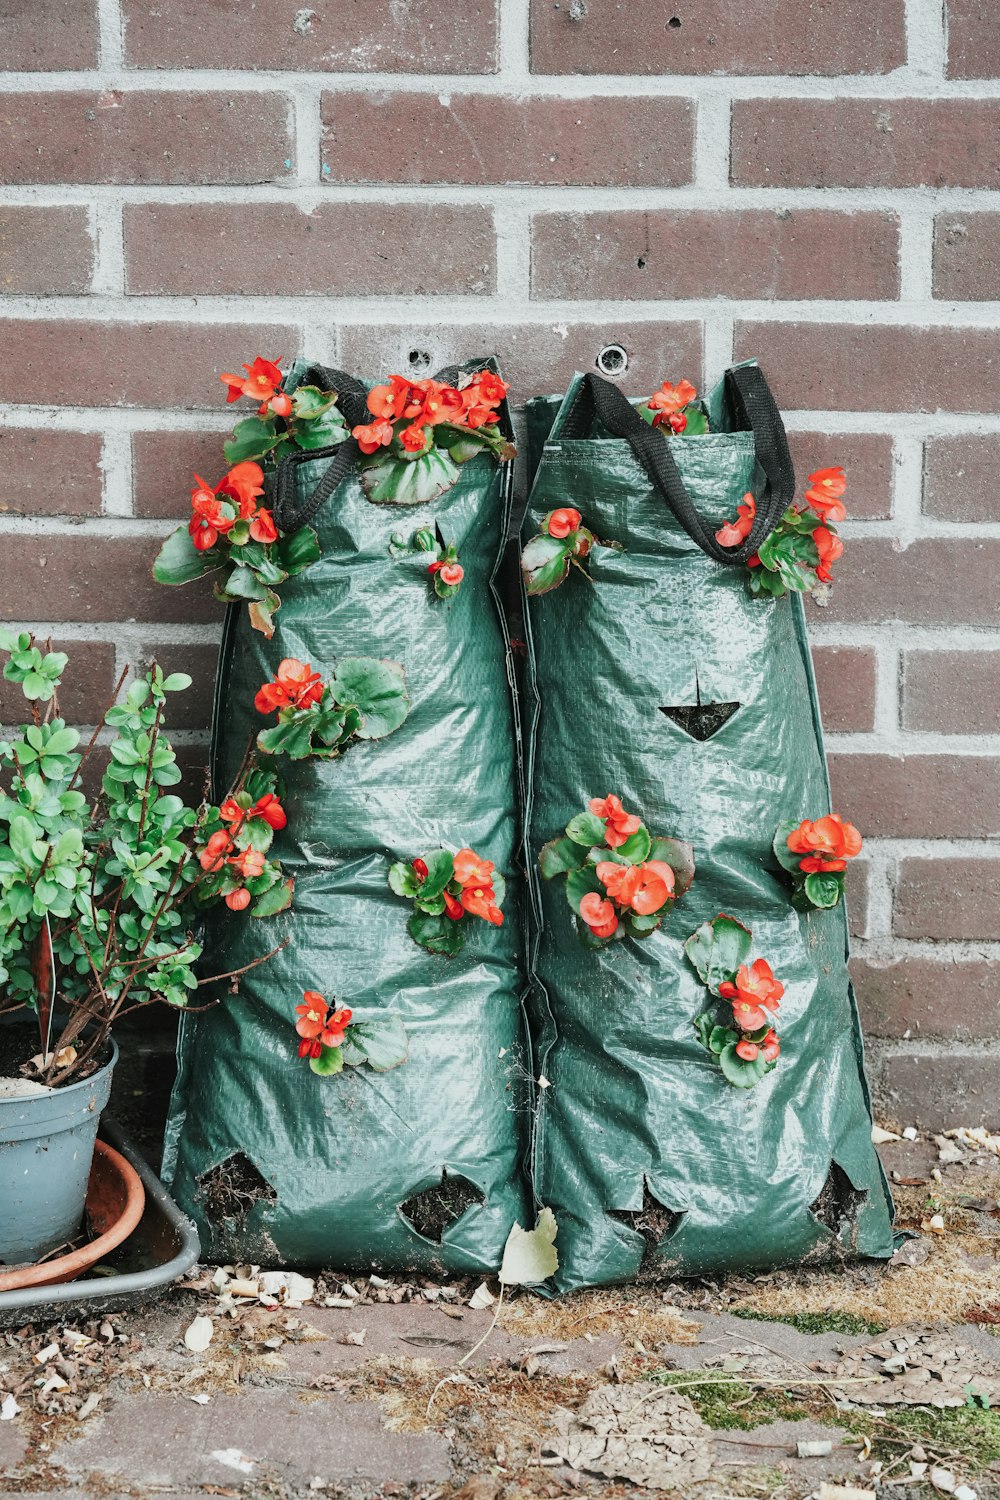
(562, 367, 795, 565)
(271, 357, 514, 534)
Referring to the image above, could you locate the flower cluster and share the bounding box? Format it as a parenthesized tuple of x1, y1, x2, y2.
(388, 847, 506, 957)
(773, 812, 862, 910)
(539, 795, 694, 948)
(686, 914, 784, 1089)
(194, 768, 292, 916)
(637, 378, 709, 437)
(154, 356, 348, 638)
(520, 507, 615, 597)
(353, 368, 515, 505)
(390, 526, 464, 599)
(293, 989, 408, 1077)
(717, 466, 847, 600)
(254, 655, 409, 761)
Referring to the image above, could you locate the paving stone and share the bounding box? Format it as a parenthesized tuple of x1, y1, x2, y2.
(50, 1388, 451, 1488)
(0, 1418, 28, 1475)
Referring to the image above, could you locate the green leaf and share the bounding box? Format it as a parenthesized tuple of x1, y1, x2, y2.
(565, 864, 602, 916)
(803, 871, 845, 909)
(290, 383, 337, 420)
(359, 446, 462, 505)
(218, 564, 269, 602)
(521, 533, 572, 597)
(719, 1042, 767, 1089)
(309, 1043, 344, 1076)
(565, 811, 607, 847)
(407, 911, 466, 956)
(162, 672, 192, 692)
(292, 394, 350, 450)
(251, 876, 294, 917)
(257, 715, 318, 760)
(692, 1011, 715, 1050)
(224, 415, 284, 465)
(275, 526, 321, 576)
(538, 836, 585, 880)
(414, 848, 455, 900)
(153, 525, 227, 586)
(330, 657, 409, 740)
(772, 821, 806, 875)
(613, 826, 651, 864)
(680, 406, 709, 436)
(625, 911, 661, 937)
(684, 913, 753, 995)
(343, 1015, 408, 1072)
(709, 1024, 737, 1054)
(388, 861, 420, 898)
(648, 836, 696, 899)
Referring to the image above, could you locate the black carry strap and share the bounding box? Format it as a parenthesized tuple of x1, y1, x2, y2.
(561, 367, 795, 565)
(271, 358, 515, 534)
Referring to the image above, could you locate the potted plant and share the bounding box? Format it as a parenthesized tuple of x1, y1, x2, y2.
(0, 630, 292, 1276)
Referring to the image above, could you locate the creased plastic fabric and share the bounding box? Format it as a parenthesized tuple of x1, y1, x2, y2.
(522, 367, 895, 1294)
(162, 360, 530, 1272)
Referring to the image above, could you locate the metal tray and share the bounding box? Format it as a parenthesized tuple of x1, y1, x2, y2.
(0, 1115, 200, 1325)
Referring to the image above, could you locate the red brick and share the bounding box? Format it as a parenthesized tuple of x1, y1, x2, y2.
(0, 92, 293, 186)
(321, 93, 694, 187)
(0, 322, 296, 408)
(132, 431, 231, 519)
(945, 0, 1000, 78)
(0, 430, 103, 517)
(819, 538, 1000, 628)
(124, 203, 496, 296)
(787, 433, 893, 520)
(811, 645, 877, 733)
(852, 957, 1000, 1040)
(902, 650, 1000, 734)
(339, 321, 704, 408)
(829, 753, 1000, 839)
(3, 0, 99, 68)
(735, 322, 1000, 413)
(0, 535, 218, 626)
(0, 638, 116, 726)
(933, 212, 1000, 300)
(924, 436, 1000, 522)
(877, 1053, 1000, 1132)
(122, 0, 498, 72)
(142, 643, 219, 731)
(732, 99, 1000, 189)
(532, 209, 899, 301)
(895, 858, 1000, 941)
(530, 0, 904, 74)
(0, 208, 93, 295)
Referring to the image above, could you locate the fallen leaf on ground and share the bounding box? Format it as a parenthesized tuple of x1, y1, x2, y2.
(183, 1315, 214, 1353)
(832, 1332, 1000, 1407)
(818, 1486, 876, 1500)
(889, 1237, 930, 1268)
(342, 1330, 366, 1346)
(468, 1282, 495, 1310)
(0, 1394, 20, 1421)
(500, 1206, 558, 1286)
(546, 1382, 712, 1489)
(872, 1125, 902, 1144)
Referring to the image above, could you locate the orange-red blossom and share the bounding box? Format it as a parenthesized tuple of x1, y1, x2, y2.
(295, 990, 353, 1059)
(254, 659, 324, 715)
(786, 813, 862, 873)
(719, 959, 784, 1032)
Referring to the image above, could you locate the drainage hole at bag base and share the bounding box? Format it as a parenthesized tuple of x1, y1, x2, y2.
(196, 1153, 277, 1223)
(407, 348, 433, 374)
(667, 14, 682, 27)
(596, 343, 628, 377)
(399, 1172, 484, 1243)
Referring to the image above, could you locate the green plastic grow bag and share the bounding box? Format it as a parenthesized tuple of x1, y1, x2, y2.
(522, 365, 895, 1294)
(162, 360, 531, 1272)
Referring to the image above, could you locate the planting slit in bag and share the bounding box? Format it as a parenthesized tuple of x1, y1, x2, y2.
(521, 363, 895, 1294)
(161, 357, 531, 1271)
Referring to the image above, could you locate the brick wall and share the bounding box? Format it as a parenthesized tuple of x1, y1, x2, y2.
(2, 0, 998, 1130)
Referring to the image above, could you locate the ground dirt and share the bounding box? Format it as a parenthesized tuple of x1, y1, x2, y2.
(1, 1132, 999, 1500)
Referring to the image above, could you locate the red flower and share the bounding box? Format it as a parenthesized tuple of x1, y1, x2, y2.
(786, 813, 862, 873)
(805, 466, 848, 523)
(323, 1005, 353, 1047)
(400, 424, 429, 453)
(216, 461, 265, 517)
(254, 792, 287, 829)
(665, 411, 687, 434)
(469, 369, 507, 406)
(735, 1039, 759, 1062)
(270, 391, 292, 419)
(250, 507, 278, 545)
(719, 959, 784, 1032)
(579, 890, 619, 939)
(648, 379, 697, 425)
(229, 846, 266, 881)
(546, 508, 582, 540)
(225, 887, 252, 911)
(353, 419, 395, 455)
(412, 857, 429, 882)
(295, 990, 352, 1051)
(296, 991, 329, 1043)
(453, 848, 494, 887)
(762, 1029, 781, 1062)
(459, 370, 507, 429)
(439, 563, 464, 587)
(220, 357, 284, 415)
(588, 794, 641, 849)
(813, 525, 843, 584)
(366, 376, 419, 423)
(254, 658, 324, 715)
(417, 381, 465, 427)
(443, 889, 464, 920)
(460, 882, 504, 925)
(596, 859, 675, 916)
(716, 492, 756, 548)
(198, 828, 233, 871)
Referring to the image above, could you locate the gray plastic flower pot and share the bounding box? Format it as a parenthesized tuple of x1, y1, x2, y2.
(0, 1040, 118, 1267)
